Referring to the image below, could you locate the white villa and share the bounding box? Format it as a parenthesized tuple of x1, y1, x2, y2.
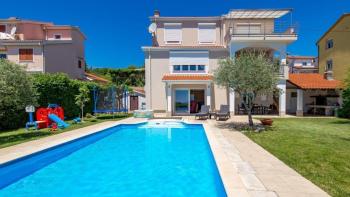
(142, 9, 341, 116)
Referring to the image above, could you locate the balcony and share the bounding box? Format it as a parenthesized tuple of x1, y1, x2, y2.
(229, 17, 298, 43)
(230, 26, 297, 43)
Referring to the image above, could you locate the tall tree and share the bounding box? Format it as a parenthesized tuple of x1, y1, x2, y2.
(0, 59, 37, 129)
(214, 51, 280, 127)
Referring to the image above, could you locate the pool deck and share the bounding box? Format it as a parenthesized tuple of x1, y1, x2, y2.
(0, 117, 329, 197)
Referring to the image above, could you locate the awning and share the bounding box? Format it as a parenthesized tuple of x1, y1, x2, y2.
(224, 9, 291, 19)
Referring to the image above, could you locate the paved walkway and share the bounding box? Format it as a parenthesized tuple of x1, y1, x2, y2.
(186, 116, 329, 197)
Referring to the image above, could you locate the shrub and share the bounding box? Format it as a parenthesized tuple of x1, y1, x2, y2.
(0, 59, 37, 129)
(338, 72, 350, 118)
(85, 113, 94, 118)
(338, 88, 350, 118)
(32, 73, 98, 119)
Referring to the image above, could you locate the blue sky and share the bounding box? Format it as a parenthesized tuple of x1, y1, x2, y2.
(1, 0, 349, 68)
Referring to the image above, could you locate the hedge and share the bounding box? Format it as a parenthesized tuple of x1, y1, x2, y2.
(32, 73, 99, 119)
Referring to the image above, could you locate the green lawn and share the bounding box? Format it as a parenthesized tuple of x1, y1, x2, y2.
(0, 114, 130, 149)
(245, 118, 350, 197)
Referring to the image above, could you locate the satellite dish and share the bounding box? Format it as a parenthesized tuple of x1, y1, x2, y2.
(10, 26, 16, 35)
(148, 23, 157, 34)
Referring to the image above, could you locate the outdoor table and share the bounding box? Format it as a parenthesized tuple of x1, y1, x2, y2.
(209, 111, 217, 119)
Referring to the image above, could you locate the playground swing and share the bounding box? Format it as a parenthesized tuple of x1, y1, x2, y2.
(93, 86, 129, 114)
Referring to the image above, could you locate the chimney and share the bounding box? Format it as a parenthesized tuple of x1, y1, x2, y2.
(324, 71, 333, 80)
(154, 10, 160, 18)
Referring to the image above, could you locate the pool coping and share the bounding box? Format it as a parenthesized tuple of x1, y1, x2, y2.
(0, 118, 147, 165)
(0, 118, 240, 196)
(186, 120, 250, 197)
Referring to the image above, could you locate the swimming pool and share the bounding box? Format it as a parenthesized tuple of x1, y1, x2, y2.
(0, 121, 226, 196)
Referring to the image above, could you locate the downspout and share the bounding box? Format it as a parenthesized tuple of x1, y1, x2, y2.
(42, 41, 45, 73)
(42, 26, 47, 73)
(148, 48, 152, 109)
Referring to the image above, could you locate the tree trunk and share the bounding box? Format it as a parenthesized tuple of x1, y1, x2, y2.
(247, 110, 254, 127)
(81, 105, 84, 122)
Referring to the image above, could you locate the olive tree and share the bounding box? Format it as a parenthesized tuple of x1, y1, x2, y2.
(0, 59, 37, 129)
(214, 51, 280, 127)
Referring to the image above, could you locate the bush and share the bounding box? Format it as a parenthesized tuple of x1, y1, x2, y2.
(32, 73, 98, 119)
(0, 60, 37, 129)
(338, 72, 350, 118)
(338, 88, 350, 118)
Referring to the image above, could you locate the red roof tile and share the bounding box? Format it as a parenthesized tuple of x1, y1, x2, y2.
(288, 73, 342, 89)
(85, 72, 109, 84)
(131, 86, 145, 95)
(162, 74, 213, 81)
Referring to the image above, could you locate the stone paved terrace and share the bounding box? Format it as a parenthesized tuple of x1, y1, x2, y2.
(185, 116, 330, 197)
(0, 117, 330, 197)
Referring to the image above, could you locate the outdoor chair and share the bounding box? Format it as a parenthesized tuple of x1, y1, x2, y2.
(195, 105, 210, 120)
(216, 105, 230, 120)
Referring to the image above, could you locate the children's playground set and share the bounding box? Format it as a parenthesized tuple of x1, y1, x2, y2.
(25, 86, 129, 131)
(25, 104, 70, 131)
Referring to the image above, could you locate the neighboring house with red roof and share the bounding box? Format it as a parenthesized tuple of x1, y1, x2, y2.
(143, 9, 297, 116)
(0, 17, 86, 79)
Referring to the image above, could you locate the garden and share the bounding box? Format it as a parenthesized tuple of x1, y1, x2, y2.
(0, 59, 130, 148)
(246, 118, 350, 197)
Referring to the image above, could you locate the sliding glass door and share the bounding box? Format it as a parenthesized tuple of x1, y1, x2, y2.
(175, 89, 189, 114)
(174, 89, 205, 115)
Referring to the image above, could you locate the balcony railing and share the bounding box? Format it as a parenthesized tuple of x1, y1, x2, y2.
(230, 18, 298, 38)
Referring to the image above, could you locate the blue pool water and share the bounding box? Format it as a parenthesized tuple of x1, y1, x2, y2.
(0, 121, 226, 196)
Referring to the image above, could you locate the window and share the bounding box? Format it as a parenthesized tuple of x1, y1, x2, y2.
(78, 60, 83, 69)
(0, 54, 7, 59)
(198, 65, 205, 71)
(54, 34, 62, 40)
(236, 23, 261, 34)
(326, 59, 333, 71)
(302, 62, 307, 66)
(164, 23, 182, 44)
(172, 65, 206, 73)
(198, 23, 216, 44)
(291, 92, 297, 98)
(173, 65, 181, 72)
(190, 65, 196, 71)
(19, 49, 33, 61)
(0, 25, 5, 33)
(326, 39, 333, 49)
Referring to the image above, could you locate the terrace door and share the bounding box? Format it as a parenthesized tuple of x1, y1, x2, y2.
(175, 89, 189, 115)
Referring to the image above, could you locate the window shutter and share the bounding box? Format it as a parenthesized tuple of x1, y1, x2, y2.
(170, 51, 209, 65)
(236, 25, 249, 34)
(19, 49, 33, 61)
(165, 24, 182, 43)
(198, 24, 216, 43)
(236, 24, 261, 34)
(249, 25, 261, 34)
